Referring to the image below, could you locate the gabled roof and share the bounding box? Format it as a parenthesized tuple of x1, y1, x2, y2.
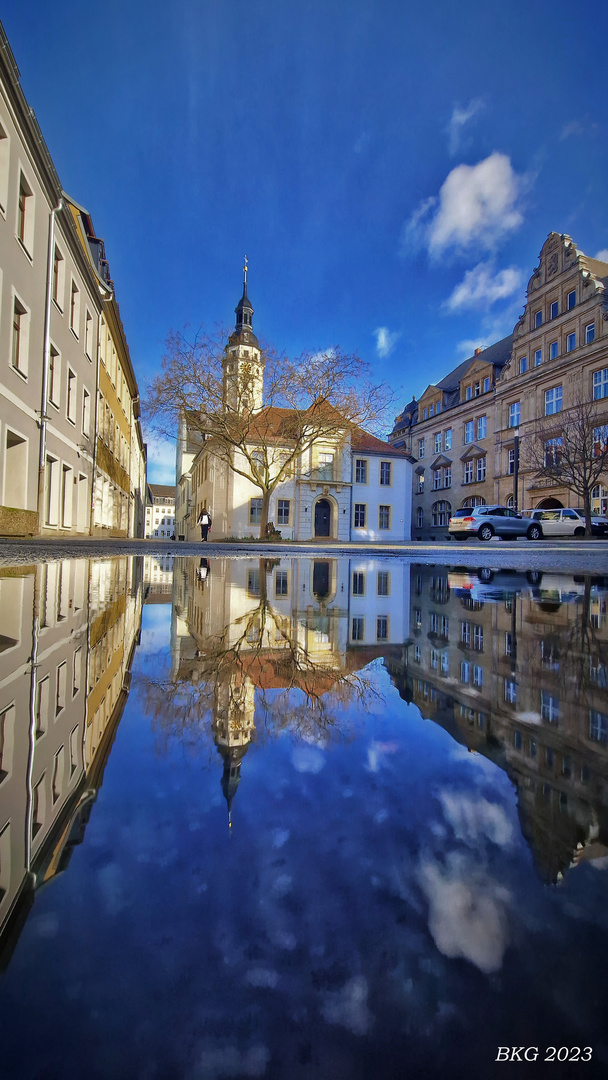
(148, 483, 175, 500)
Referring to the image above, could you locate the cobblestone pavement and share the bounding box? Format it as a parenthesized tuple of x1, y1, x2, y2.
(0, 535, 607, 574)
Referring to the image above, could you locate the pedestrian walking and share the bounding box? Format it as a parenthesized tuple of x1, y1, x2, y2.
(197, 505, 212, 541)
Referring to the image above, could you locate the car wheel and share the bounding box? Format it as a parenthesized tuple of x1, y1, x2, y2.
(478, 524, 494, 541)
(527, 524, 542, 540)
(453, 535, 467, 542)
(526, 570, 542, 586)
(574, 527, 585, 537)
(478, 567, 493, 583)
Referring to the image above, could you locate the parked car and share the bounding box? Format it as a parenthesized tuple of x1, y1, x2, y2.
(448, 505, 541, 542)
(523, 507, 608, 537)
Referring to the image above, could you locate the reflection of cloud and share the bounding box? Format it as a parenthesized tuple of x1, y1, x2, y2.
(271, 828, 290, 849)
(403, 153, 526, 258)
(419, 855, 510, 974)
(439, 791, 514, 848)
(291, 745, 325, 773)
(321, 975, 373, 1036)
(189, 1044, 270, 1079)
(245, 968, 279, 988)
(366, 740, 399, 773)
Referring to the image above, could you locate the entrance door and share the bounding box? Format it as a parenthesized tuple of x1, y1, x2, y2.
(314, 499, 331, 537)
(312, 560, 330, 599)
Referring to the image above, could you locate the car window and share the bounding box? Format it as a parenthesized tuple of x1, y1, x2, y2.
(542, 511, 559, 520)
(563, 510, 577, 519)
(492, 508, 505, 517)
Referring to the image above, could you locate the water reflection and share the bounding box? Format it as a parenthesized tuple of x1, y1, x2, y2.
(0, 557, 143, 967)
(387, 565, 608, 882)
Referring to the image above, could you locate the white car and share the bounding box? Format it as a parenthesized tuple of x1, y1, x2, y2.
(524, 508, 608, 537)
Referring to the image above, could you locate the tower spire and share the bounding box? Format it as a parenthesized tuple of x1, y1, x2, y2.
(234, 258, 254, 334)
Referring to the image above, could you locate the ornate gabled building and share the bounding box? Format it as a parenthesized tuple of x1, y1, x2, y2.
(179, 270, 413, 542)
(495, 232, 608, 514)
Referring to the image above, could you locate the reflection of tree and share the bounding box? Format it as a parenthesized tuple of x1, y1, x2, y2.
(140, 559, 382, 753)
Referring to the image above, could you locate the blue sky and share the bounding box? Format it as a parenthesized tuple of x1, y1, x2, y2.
(4, 1, 608, 481)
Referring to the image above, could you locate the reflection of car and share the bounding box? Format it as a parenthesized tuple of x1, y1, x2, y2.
(448, 505, 541, 541)
(448, 568, 541, 602)
(523, 507, 608, 537)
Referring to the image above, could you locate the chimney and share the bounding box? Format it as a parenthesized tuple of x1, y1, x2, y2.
(474, 347, 483, 356)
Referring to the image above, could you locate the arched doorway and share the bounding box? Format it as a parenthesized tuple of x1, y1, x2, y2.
(312, 561, 330, 599)
(537, 497, 563, 509)
(314, 498, 332, 537)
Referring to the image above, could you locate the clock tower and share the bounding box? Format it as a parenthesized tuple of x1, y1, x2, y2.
(223, 259, 264, 413)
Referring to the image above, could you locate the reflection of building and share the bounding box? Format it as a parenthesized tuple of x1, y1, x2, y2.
(145, 484, 175, 538)
(170, 556, 411, 821)
(0, 556, 142, 966)
(176, 271, 412, 542)
(0, 22, 145, 538)
(388, 564, 608, 882)
(143, 555, 174, 601)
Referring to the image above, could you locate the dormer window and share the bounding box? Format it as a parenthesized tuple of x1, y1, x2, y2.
(474, 382, 480, 397)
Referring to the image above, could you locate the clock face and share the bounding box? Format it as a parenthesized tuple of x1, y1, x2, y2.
(242, 362, 251, 374)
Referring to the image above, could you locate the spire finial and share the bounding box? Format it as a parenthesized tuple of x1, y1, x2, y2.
(243, 256, 248, 291)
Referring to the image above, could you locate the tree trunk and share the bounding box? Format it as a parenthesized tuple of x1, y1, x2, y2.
(583, 488, 593, 538)
(259, 487, 272, 538)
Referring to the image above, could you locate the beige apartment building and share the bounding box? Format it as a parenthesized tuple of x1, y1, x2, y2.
(390, 337, 512, 540)
(0, 21, 145, 537)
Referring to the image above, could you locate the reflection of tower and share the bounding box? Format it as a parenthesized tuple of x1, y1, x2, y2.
(212, 676, 256, 828)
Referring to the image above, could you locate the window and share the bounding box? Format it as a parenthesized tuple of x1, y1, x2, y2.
(534, 310, 542, 328)
(473, 665, 483, 688)
(380, 461, 392, 486)
(474, 382, 481, 397)
(549, 340, 558, 360)
(247, 569, 260, 595)
(429, 404, 433, 417)
(476, 456, 486, 482)
(429, 613, 439, 634)
(544, 437, 562, 467)
(82, 388, 90, 437)
(466, 386, 472, 401)
(11, 295, 29, 375)
(414, 645, 421, 662)
(376, 616, 388, 641)
(461, 621, 471, 646)
(477, 415, 487, 440)
(518, 357, 527, 374)
(464, 421, 474, 444)
(566, 331, 576, 352)
(534, 348, 542, 367)
(0, 704, 15, 783)
(508, 448, 515, 475)
(17, 172, 34, 255)
(440, 652, 449, 675)
(473, 625, 484, 651)
(49, 346, 60, 406)
(436, 401, 441, 413)
(463, 460, 473, 484)
(423, 407, 427, 420)
(504, 679, 517, 704)
(593, 369, 608, 400)
(444, 466, 451, 488)
(483, 377, 490, 393)
(352, 571, 365, 595)
(589, 709, 607, 743)
(354, 503, 366, 528)
(433, 468, 442, 490)
(67, 369, 77, 423)
(277, 499, 290, 525)
(70, 280, 80, 336)
(56, 662, 67, 715)
(416, 472, 424, 494)
(545, 385, 562, 415)
(355, 458, 367, 484)
(249, 498, 262, 524)
(586, 322, 595, 345)
(430, 647, 438, 669)
(377, 570, 389, 596)
(434, 432, 442, 454)
(414, 607, 422, 629)
(431, 500, 451, 527)
(567, 289, 576, 310)
(541, 691, 559, 724)
(275, 570, 288, 596)
(351, 617, 364, 641)
(513, 730, 522, 750)
(0, 122, 9, 214)
(416, 507, 423, 529)
(508, 401, 520, 428)
(504, 632, 513, 657)
(378, 505, 390, 529)
(418, 437, 425, 459)
(593, 427, 608, 456)
(550, 300, 559, 320)
(460, 661, 470, 683)
(53, 246, 64, 308)
(444, 428, 452, 451)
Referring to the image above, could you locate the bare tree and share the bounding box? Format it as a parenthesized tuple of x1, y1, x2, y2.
(523, 396, 608, 535)
(144, 328, 393, 535)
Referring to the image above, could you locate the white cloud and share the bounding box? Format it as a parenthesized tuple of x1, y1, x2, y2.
(455, 337, 493, 358)
(291, 745, 325, 773)
(146, 433, 176, 484)
(560, 120, 586, 140)
(595, 249, 608, 263)
(403, 153, 526, 259)
(321, 976, 373, 1036)
(418, 855, 511, 974)
(374, 326, 401, 358)
(444, 262, 523, 313)
(439, 791, 514, 848)
(447, 98, 485, 155)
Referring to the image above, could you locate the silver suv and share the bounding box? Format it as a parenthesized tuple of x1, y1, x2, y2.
(448, 505, 541, 542)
